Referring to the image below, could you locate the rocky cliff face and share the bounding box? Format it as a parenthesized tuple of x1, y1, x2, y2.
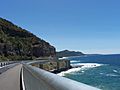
(0, 18, 56, 60)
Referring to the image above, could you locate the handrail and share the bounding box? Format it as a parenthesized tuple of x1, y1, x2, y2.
(22, 64, 101, 90)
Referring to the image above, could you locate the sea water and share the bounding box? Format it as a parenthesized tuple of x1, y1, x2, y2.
(58, 54, 120, 90)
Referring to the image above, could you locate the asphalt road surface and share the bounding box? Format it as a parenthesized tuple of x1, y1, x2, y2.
(0, 64, 22, 90)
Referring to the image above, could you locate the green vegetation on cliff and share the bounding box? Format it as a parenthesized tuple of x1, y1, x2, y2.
(0, 17, 56, 61)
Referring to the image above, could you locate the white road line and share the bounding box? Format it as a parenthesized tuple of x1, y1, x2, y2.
(22, 68, 25, 90)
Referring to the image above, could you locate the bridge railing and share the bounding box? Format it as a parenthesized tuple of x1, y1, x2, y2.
(22, 64, 100, 90)
(0, 61, 18, 67)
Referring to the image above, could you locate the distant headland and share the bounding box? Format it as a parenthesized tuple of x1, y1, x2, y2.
(56, 50, 85, 58)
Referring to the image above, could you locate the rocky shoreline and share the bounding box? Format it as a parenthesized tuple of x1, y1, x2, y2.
(30, 59, 71, 74)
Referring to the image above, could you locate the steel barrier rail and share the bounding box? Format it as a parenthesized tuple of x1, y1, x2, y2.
(0, 61, 19, 67)
(22, 64, 101, 90)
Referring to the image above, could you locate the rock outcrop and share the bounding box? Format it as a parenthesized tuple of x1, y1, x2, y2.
(0, 17, 56, 60)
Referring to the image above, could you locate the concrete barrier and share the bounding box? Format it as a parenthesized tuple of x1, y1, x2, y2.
(22, 64, 101, 90)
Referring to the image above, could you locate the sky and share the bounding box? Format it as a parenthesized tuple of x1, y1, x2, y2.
(0, 0, 120, 54)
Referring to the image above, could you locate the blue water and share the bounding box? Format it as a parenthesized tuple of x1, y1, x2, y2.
(64, 54, 120, 90)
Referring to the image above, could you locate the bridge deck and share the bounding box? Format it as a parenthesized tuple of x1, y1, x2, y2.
(0, 64, 22, 90)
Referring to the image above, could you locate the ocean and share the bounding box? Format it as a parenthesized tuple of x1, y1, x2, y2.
(58, 54, 120, 90)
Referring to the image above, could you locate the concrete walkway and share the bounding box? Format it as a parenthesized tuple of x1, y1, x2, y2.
(0, 64, 22, 90)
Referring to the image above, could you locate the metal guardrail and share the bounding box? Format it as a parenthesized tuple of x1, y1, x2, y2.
(0, 61, 18, 67)
(0, 62, 19, 74)
(22, 64, 101, 90)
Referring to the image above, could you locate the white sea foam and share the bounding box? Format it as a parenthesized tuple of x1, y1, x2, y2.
(70, 61, 80, 63)
(57, 63, 103, 76)
(71, 63, 102, 68)
(57, 67, 82, 76)
(113, 70, 118, 73)
(59, 57, 69, 60)
(106, 73, 119, 77)
(100, 73, 104, 75)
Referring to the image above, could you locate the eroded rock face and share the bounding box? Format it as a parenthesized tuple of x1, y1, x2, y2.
(0, 17, 56, 60)
(32, 44, 55, 57)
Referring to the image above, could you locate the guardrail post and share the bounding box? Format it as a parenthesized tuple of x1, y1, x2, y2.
(0, 63, 2, 67)
(3, 63, 5, 66)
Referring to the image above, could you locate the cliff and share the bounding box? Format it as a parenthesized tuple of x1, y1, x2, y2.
(56, 50, 84, 58)
(0, 17, 56, 61)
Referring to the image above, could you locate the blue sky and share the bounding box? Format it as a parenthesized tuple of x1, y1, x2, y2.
(0, 0, 120, 54)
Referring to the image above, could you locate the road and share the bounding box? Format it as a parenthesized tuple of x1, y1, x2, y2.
(0, 63, 19, 74)
(0, 64, 22, 90)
